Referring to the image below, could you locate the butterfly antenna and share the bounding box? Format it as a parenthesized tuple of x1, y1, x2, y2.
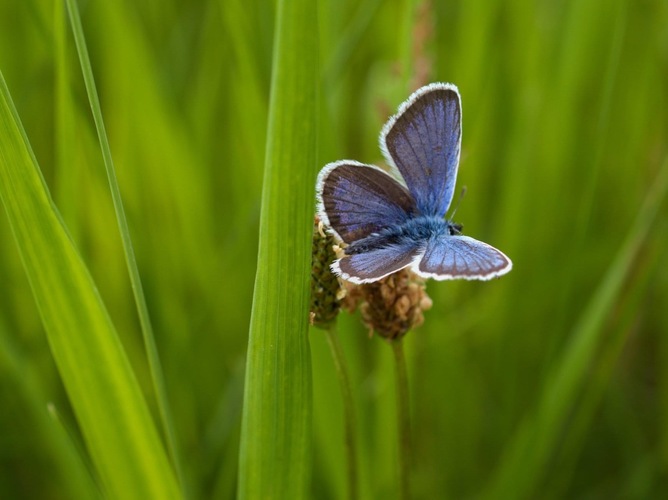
(448, 186, 467, 220)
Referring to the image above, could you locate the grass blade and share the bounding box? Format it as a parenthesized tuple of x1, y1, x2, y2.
(0, 72, 180, 500)
(237, 0, 318, 497)
(64, 0, 185, 489)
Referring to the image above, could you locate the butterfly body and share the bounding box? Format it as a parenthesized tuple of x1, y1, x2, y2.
(345, 215, 455, 255)
(317, 83, 512, 284)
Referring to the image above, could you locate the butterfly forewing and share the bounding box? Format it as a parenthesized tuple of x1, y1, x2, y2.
(317, 161, 417, 244)
(381, 83, 461, 217)
(416, 235, 512, 280)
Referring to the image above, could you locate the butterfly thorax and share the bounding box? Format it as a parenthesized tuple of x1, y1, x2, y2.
(345, 215, 461, 255)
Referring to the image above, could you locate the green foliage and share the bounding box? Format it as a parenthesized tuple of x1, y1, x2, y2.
(64, 0, 184, 487)
(0, 0, 667, 499)
(0, 72, 179, 499)
(238, 0, 317, 497)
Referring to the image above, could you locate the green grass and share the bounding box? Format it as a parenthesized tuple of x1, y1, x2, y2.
(0, 70, 179, 499)
(1, 0, 667, 498)
(238, 0, 317, 497)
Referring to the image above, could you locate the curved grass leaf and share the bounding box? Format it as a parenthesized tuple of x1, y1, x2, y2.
(237, 0, 318, 497)
(0, 73, 180, 500)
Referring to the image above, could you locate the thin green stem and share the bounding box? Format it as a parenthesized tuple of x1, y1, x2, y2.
(64, 0, 184, 492)
(398, 0, 417, 93)
(391, 338, 412, 500)
(324, 325, 359, 500)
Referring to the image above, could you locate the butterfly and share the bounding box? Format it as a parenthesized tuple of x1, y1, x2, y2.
(315, 83, 512, 285)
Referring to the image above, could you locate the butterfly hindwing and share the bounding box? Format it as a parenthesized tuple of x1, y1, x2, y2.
(333, 240, 423, 284)
(317, 161, 417, 244)
(415, 234, 512, 280)
(380, 83, 462, 217)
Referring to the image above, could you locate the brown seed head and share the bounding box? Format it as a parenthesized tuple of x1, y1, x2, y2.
(310, 217, 343, 328)
(345, 268, 432, 340)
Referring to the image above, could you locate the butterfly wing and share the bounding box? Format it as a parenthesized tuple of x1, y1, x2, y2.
(415, 234, 512, 280)
(333, 240, 423, 284)
(317, 160, 417, 244)
(380, 83, 462, 217)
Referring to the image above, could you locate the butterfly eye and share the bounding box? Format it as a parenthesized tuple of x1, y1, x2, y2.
(448, 223, 463, 235)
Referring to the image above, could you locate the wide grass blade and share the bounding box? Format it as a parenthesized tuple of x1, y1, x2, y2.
(0, 73, 180, 500)
(237, 0, 318, 497)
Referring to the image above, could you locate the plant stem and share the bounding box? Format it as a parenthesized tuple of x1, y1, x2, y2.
(391, 338, 412, 500)
(324, 325, 359, 500)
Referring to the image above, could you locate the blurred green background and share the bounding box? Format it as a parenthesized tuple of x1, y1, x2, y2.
(1, 0, 667, 498)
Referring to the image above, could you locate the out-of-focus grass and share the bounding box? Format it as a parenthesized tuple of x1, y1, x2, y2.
(0, 0, 667, 498)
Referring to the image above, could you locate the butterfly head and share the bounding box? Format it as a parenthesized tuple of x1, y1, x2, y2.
(448, 221, 463, 236)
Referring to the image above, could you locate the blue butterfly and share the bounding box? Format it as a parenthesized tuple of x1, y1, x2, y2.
(316, 83, 512, 284)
